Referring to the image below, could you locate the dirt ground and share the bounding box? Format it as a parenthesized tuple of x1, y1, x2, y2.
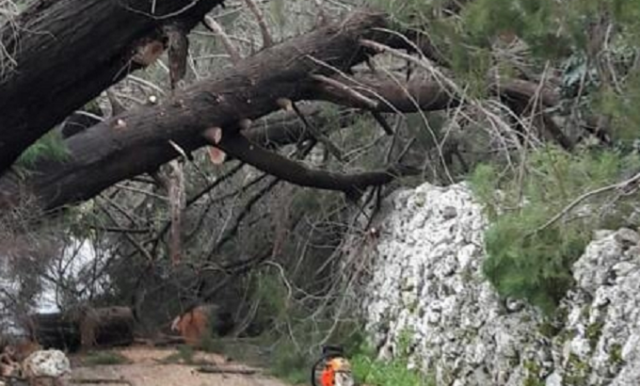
(68, 346, 290, 386)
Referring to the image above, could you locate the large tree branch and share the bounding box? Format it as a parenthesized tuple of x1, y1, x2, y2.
(0, 0, 225, 174)
(218, 134, 420, 196)
(215, 133, 419, 198)
(316, 74, 459, 112)
(0, 9, 575, 212)
(0, 11, 397, 210)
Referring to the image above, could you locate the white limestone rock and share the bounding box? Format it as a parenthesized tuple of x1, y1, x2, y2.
(22, 349, 71, 379)
(356, 181, 640, 385)
(550, 228, 640, 386)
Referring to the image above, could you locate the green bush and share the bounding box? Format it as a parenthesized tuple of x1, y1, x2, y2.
(15, 130, 69, 169)
(351, 332, 436, 386)
(482, 210, 587, 313)
(351, 352, 435, 386)
(269, 324, 435, 386)
(266, 319, 367, 384)
(472, 146, 640, 314)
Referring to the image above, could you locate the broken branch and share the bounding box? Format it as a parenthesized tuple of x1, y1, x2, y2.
(371, 111, 394, 135)
(196, 366, 258, 375)
(218, 133, 420, 196)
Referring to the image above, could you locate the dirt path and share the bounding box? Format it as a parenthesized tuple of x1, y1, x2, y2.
(68, 346, 290, 386)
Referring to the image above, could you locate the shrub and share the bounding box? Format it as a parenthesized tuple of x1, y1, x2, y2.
(15, 130, 69, 170)
(471, 146, 640, 313)
(351, 352, 435, 386)
(351, 331, 436, 386)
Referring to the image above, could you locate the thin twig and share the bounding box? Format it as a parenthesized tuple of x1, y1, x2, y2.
(203, 16, 242, 64)
(531, 172, 640, 235)
(122, 0, 200, 20)
(371, 111, 394, 135)
(312, 74, 379, 109)
(97, 201, 154, 263)
(242, 0, 274, 48)
(291, 102, 343, 161)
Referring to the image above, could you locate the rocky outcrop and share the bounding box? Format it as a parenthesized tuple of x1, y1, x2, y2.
(22, 349, 71, 382)
(357, 182, 640, 385)
(552, 228, 640, 386)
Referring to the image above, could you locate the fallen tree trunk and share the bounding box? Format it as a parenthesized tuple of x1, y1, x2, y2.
(30, 307, 134, 352)
(0, 9, 569, 212)
(0, 0, 224, 174)
(0, 11, 430, 211)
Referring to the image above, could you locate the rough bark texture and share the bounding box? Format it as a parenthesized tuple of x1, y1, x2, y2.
(317, 74, 458, 112)
(0, 11, 399, 210)
(0, 0, 224, 174)
(217, 132, 419, 198)
(0, 8, 564, 212)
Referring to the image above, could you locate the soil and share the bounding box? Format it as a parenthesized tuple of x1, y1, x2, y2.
(67, 346, 290, 386)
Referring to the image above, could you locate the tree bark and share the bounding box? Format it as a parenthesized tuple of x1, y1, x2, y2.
(0, 8, 569, 212)
(0, 0, 224, 174)
(0, 11, 402, 210)
(216, 132, 419, 198)
(30, 307, 134, 352)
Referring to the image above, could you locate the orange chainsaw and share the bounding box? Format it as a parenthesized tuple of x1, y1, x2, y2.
(311, 345, 355, 386)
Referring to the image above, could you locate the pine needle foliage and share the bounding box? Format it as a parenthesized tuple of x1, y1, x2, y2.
(368, 0, 640, 313)
(471, 147, 640, 314)
(15, 130, 69, 169)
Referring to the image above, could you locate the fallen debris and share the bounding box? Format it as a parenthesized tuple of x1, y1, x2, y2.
(195, 365, 259, 375)
(70, 378, 133, 385)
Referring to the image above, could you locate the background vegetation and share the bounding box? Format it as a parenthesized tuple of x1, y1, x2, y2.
(2, 0, 640, 384)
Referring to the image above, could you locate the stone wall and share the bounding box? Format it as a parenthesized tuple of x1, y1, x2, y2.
(357, 182, 640, 385)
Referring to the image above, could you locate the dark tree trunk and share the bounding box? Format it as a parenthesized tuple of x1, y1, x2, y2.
(29, 312, 82, 353)
(0, 0, 224, 175)
(0, 11, 401, 210)
(0, 8, 561, 213)
(30, 307, 134, 352)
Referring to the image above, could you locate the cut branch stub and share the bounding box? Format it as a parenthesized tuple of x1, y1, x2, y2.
(205, 127, 223, 144)
(203, 127, 226, 165)
(147, 95, 159, 105)
(276, 98, 294, 112)
(238, 119, 253, 131)
(113, 119, 127, 130)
